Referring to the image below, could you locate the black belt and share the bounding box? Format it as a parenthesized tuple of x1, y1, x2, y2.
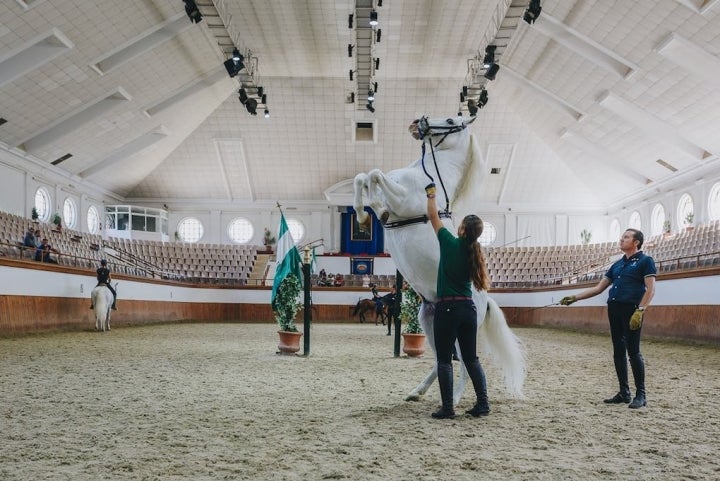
(438, 296, 472, 301)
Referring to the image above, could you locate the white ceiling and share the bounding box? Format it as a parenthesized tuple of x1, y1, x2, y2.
(2, 0, 720, 214)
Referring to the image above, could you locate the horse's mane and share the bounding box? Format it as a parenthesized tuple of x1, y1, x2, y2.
(451, 133, 487, 221)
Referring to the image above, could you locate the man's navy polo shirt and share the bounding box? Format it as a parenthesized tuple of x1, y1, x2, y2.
(604, 251, 657, 305)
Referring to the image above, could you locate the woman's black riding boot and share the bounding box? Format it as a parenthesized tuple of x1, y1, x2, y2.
(628, 353, 646, 409)
(432, 362, 456, 419)
(464, 359, 490, 416)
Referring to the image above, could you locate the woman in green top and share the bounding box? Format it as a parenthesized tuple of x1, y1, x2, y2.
(426, 182, 491, 419)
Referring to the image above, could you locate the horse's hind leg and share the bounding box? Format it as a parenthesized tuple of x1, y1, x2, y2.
(405, 302, 437, 402)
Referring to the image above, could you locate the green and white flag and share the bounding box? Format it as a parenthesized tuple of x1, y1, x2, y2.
(271, 212, 303, 309)
(310, 247, 317, 274)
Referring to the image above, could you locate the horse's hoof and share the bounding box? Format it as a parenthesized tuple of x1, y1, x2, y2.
(380, 211, 390, 225)
(404, 394, 421, 402)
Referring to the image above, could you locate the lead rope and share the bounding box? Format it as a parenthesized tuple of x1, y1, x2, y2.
(420, 140, 451, 216)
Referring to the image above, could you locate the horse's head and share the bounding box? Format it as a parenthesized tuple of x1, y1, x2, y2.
(408, 115, 475, 146)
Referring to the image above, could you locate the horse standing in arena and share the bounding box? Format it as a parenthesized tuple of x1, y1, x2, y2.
(353, 115, 526, 405)
(91, 284, 114, 332)
(352, 298, 387, 325)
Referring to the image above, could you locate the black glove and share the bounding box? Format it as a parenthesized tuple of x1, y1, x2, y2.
(425, 183, 437, 198)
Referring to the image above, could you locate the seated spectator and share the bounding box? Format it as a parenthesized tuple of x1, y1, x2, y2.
(333, 273, 345, 287)
(34, 238, 60, 264)
(21, 227, 36, 256)
(362, 274, 370, 288)
(318, 269, 332, 286)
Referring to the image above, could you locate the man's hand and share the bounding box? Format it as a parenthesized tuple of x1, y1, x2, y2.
(559, 295, 576, 306)
(630, 309, 644, 330)
(425, 183, 437, 198)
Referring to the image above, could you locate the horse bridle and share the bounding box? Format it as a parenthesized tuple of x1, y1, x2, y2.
(384, 116, 475, 230)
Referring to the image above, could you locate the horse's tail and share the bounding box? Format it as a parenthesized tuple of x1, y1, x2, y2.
(352, 299, 361, 316)
(480, 296, 526, 399)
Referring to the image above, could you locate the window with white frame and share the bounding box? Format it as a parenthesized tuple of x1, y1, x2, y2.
(63, 198, 77, 229)
(609, 218, 621, 241)
(708, 183, 720, 221)
(34, 187, 51, 222)
(628, 211, 641, 230)
(477, 221, 497, 247)
(677, 193, 694, 227)
(177, 217, 204, 243)
(87, 206, 100, 234)
(228, 217, 254, 244)
(286, 218, 305, 244)
(650, 203, 665, 236)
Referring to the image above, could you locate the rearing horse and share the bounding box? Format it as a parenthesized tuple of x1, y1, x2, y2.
(353, 115, 526, 405)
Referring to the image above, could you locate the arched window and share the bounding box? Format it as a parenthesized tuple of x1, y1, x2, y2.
(650, 203, 665, 236)
(477, 221, 497, 247)
(87, 206, 100, 234)
(677, 193, 694, 227)
(628, 211, 641, 230)
(708, 183, 720, 221)
(177, 217, 204, 243)
(63, 198, 77, 229)
(228, 217, 254, 244)
(609, 218, 621, 241)
(286, 218, 305, 243)
(34, 187, 51, 222)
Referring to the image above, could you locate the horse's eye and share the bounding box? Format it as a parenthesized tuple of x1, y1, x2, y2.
(446, 118, 455, 125)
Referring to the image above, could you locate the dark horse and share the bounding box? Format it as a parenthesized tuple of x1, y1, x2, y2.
(352, 298, 388, 325)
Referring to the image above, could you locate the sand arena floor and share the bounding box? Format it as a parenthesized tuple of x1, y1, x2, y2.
(1, 323, 719, 480)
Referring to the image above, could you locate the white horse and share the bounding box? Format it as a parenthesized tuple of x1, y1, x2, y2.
(91, 285, 113, 332)
(353, 115, 526, 405)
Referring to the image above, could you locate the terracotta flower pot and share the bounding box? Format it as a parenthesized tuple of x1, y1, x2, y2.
(277, 330, 303, 355)
(402, 333, 426, 357)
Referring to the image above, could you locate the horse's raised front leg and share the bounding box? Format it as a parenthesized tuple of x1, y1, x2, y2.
(367, 169, 409, 224)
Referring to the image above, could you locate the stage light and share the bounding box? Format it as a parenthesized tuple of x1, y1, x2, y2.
(349, 69, 354, 81)
(463, 85, 468, 97)
(523, 0, 542, 24)
(375, 58, 380, 70)
(257, 86, 264, 97)
(460, 91, 465, 102)
(478, 88, 489, 107)
(483, 45, 496, 68)
(261, 94, 267, 104)
(264, 108, 270, 118)
(376, 29, 381, 42)
(373, 81, 378, 93)
(369, 10, 378, 26)
(348, 14, 354, 29)
(238, 88, 248, 104)
(366, 101, 375, 113)
(245, 98, 258, 115)
(183, 0, 202, 23)
(378, 0, 383, 6)
(350, 92, 355, 103)
(468, 99, 478, 116)
(368, 90, 375, 101)
(348, 44, 354, 57)
(484, 63, 500, 80)
(232, 48, 242, 62)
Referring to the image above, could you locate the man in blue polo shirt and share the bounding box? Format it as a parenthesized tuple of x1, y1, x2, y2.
(560, 228, 656, 409)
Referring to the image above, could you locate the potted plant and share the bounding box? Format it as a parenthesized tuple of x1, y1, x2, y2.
(273, 274, 303, 354)
(31, 207, 39, 223)
(400, 283, 425, 357)
(663, 219, 671, 237)
(580, 229, 592, 245)
(52, 213, 62, 232)
(263, 227, 276, 253)
(685, 212, 694, 230)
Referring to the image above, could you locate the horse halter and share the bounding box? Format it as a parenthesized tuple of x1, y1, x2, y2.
(418, 116, 477, 215)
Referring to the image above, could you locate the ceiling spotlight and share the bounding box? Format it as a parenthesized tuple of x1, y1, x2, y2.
(483, 45, 496, 68)
(238, 88, 248, 104)
(369, 10, 378, 26)
(349, 92, 355, 103)
(261, 93, 267, 104)
(460, 91, 465, 103)
(468, 99, 478, 117)
(257, 86, 264, 97)
(374, 58, 380, 70)
(478, 88, 489, 107)
(348, 13, 354, 29)
(368, 90, 375, 101)
(183, 0, 202, 24)
(232, 48, 242, 62)
(348, 44, 354, 57)
(349, 69, 354, 81)
(366, 101, 375, 113)
(378, 0, 383, 6)
(245, 98, 258, 115)
(462, 85, 468, 97)
(373, 81, 378, 93)
(376, 29, 382, 42)
(264, 108, 270, 118)
(484, 63, 500, 80)
(523, 0, 542, 24)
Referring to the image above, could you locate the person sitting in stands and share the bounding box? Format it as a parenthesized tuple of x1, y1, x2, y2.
(333, 273, 345, 287)
(318, 269, 331, 286)
(22, 227, 36, 255)
(90, 259, 117, 311)
(34, 238, 59, 263)
(362, 274, 371, 287)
